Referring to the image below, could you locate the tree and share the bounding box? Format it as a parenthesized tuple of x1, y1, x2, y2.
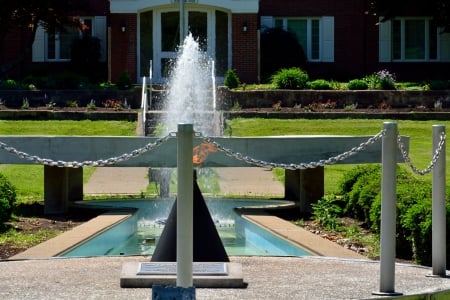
(369, 0, 450, 32)
(0, 0, 91, 77)
(260, 27, 306, 83)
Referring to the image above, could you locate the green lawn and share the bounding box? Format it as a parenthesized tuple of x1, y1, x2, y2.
(0, 120, 137, 202)
(1, 118, 448, 201)
(225, 118, 450, 194)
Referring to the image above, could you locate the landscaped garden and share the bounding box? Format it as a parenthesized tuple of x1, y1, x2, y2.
(1, 118, 449, 267)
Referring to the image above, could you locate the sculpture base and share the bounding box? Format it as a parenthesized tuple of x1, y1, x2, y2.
(120, 261, 245, 288)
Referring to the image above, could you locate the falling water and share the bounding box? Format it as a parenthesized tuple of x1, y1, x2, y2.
(161, 33, 219, 137)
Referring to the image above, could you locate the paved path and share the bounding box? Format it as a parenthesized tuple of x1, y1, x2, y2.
(84, 167, 149, 195)
(84, 167, 284, 197)
(1, 256, 449, 299)
(215, 167, 284, 197)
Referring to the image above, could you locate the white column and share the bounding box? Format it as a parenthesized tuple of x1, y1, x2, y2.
(374, 122, 402, 296)
(176, 123, 194, 287)
(431, 125, 446, 277)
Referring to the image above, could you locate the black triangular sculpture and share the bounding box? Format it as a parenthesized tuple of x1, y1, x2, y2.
(151, 178, 230, 262)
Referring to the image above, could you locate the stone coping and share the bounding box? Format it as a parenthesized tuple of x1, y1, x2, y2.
(10, 212, 133, 259)
(10, 209, 364, 261)
(243, 214, 366, 259)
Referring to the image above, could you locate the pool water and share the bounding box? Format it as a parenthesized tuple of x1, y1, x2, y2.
(61, 199, 311, 257)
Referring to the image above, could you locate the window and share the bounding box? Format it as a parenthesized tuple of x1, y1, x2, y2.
(33, 16, 107, 63)
(47, 18, 94, 61)
(393, 18, 437, 61)
(264, 16, 334, 62)
(379, 17, 450, 62)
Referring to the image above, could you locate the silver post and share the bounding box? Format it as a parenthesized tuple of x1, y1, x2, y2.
(373, 122, 402, 296)
(431, 125, 447, 277)
(177, 123, 193, 287)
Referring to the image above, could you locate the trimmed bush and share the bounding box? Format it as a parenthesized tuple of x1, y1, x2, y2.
(335, 164, 450, 265)
(0, 173, 17, 223)
(308, 79, 332, 90)
(271, 67, 309, 89)
(224, 69, 240, 89)
(116, 71, 132, 90)
(347, 79, 368, 90)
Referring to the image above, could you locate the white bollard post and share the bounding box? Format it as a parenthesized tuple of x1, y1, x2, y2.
(373, 122, 402, 296)
(177, 123, 194, 288)
(431, 125, 446, 277)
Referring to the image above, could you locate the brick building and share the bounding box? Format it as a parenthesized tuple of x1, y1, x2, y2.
(4, 0, 450, 84)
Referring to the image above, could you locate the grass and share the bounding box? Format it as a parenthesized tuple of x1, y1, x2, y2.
(2, 118, 448, 201)
(225, 118, 450, 194)
(0, 120, 137, 202)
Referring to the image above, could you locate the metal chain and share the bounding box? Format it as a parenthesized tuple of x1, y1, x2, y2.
(397, 132, 446, 176)
(2, 129, 443, 173)
(202, 129, 386, 170)
(0, 133, 174, 168)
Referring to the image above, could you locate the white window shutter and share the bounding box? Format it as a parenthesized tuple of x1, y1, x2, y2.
(94, 16, 107, 62)
(321, 16, 334, 62)
(439, 30, 450, 62)
(32, 25, 45, 62)
(260, 16, 274, 31)
(378, 18, 392, 62)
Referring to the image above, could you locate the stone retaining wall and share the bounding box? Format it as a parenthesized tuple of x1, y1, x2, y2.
(217, 87, 450, 109)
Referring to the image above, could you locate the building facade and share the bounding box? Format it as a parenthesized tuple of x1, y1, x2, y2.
(5, 0, 450, 84)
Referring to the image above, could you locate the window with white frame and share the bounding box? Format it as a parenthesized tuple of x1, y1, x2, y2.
(275, 18, 320, 61)
(263, 16, 334, 62)
(379, 17, 450, 62)
(32, 16, 107, 62)
(46, 18, 93, 61)
(393, 18, 437, 61)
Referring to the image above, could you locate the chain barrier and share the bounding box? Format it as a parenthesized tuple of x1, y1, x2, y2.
(0, 133, 175, 168)
(0, 129, 444, 173)
(202, 129, 386, 170)
(397, 132, 446, 176)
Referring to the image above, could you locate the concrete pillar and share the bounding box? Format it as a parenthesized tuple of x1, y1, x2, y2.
(44, 166, 83, 214)
(285, 167, 324, 213)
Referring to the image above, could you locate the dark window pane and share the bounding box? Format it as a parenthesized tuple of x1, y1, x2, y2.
(215, 10, 228, 76)
(189, 11, 207, 51)
(405, 19, 425, 59)
(429, 20, 437, 60)
(393, 20, 401, 59)
(162, 12, 180, 52)
(140, 10, 153, 77)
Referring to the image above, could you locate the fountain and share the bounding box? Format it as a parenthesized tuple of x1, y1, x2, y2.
(121, 34, 243, 289)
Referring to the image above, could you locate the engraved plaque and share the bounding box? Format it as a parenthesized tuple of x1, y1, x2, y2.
(138, 262, 228, 276)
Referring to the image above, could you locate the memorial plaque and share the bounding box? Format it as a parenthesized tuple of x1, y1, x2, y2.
(138, 262, 228, 276)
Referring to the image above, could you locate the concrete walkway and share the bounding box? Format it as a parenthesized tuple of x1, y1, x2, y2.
(84, 167, 149, 195)
(3, 167, 450, 299)
(1, 256, 450, 299)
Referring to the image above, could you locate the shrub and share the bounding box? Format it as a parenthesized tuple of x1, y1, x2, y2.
(224, 69, 240, 89)
(260, 27, 306, 82)
(376, 69, 396, 90)
(347, 79, 368, 90)
(363, 69, 396, 90)
(0, 79, 18, 90)
(116, 71, 132, 90)
(271, 67, 309, 89)
(308, 79, 332, 90)
(337, 164, 450, 265)
(429, 80, 450, 90)
(0, 173, 17, 223)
